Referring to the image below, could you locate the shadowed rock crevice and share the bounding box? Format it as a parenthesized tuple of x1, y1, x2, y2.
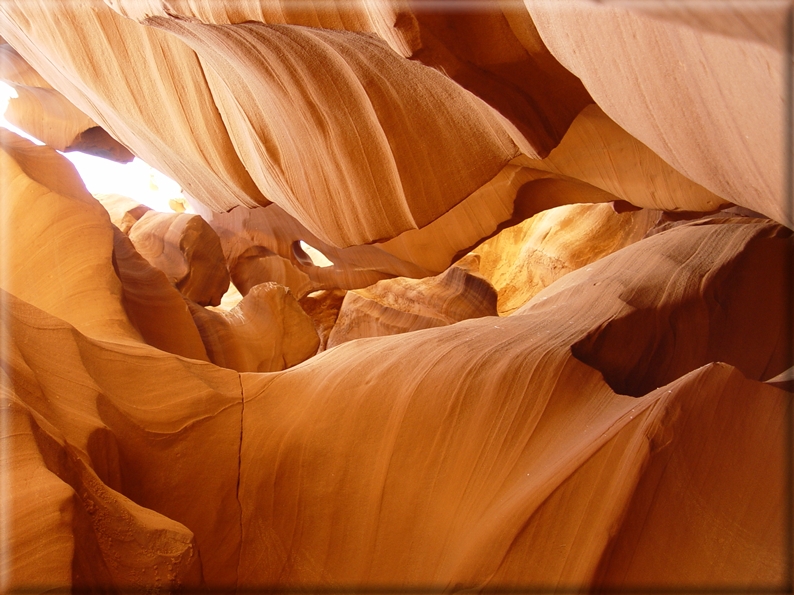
(570, 221, 792, 396)
(65, 126, 135, 163)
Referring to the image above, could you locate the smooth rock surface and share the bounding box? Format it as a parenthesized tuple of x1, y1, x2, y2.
(0, 3, 790, 592)
(188, 282, 320, 373)
(127, 211, 230, 307)
(0, 43, 133, 161)
(528, 1, 789, 226)
(474, 202, 657, 314)
(327, 257, 498, 347)
(0, 130, 140, 342)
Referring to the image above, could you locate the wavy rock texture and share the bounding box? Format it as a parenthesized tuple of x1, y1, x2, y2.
(1, 369, 203, 589)
(0, 0, 267, 213)
(520, 104, 727, 213)
(474, 202, 658, 315)
(104, 0, 593, 157)
(4, 145, 789, 590)
(237, 218, 789, 588)
(519, 218, 790, 390)
(0, 44, 133, 162)
(0, 130, 141, 342)
(1, 0, 742, 256)
(327, 256, 497, 347)
(230, 244, 315, 299)
(95, 193, 152, 235)
(298, 289, 348, 352)
(528, 0, 790, 226)
(127, 211, 230, 307)
(373, 102, 727, 274)
(0, 2, 791, 593)
(2, 292, 243, 589)
(187, 282, 319, 373)
(198, 203, 408, 299)
(65, 126, 135, 163)
(150, 18, 518, 246)
(111, 226, 210, 362)
(103, 0, 423, 58)
(1, 0, 533, 247)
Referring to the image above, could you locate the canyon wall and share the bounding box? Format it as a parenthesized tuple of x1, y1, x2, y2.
(0, 1, 791, 592)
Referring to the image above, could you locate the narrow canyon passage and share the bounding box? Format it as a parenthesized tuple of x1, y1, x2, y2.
(0, 1, 791, 592)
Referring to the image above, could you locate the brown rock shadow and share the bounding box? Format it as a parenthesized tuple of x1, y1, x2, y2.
(571, 223, 792, 397)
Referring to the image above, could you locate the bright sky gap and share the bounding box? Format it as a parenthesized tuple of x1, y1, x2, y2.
(0, 80, 187, 213)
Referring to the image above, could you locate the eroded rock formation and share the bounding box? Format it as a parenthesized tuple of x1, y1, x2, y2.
(126, 211, 230, 307)
(187, 281, 319, 373)
(327, 255, 498, 347)
(0, 44, 134, 162)
(473, 202, 658, 315)
(0, 1, 790, 593)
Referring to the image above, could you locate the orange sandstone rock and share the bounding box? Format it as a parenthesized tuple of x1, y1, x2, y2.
(198, 203, 417, 296)
(64, 126, 135, 163)
(528, 1, 790, 226)
(149, 19, 518, 247)
(0, 43, 133, 162)
(591, 365, 788, 591)
(521, 104, 727, 213)
(1, 291, 242, 588)
(298, 289, 348, 353)
(104, 0, 421, 57)
(520, 218, 791, 395)
(0, 199, 789, 591)
(327, 258, 498, 347)
(0, 130, 141, 342)
(0, 42, 50, 88)
(105, 0, 593, 157)
(111, 226, 210, 362)
(0, 0, 267, 212)
(473, 202, 657, 315)
(95, 193, 152, 235)
(1, 384, 204, 589)
(127, 211, 230, 307)
(1, 1, 744, 265)
(187, 282, 319, 373)
(230, 244, 315, 300)
(375, 100, 726, 275)
(236, 219, 789, 587)
(0, 3, 790, 592)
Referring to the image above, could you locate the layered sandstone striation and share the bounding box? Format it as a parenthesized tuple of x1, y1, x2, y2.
(0, 2, 790, 593)
(187, 282, 320, 373)
(126, 211, 230, 307)
(473, 202, 658, 315)
(529, 0, 789, 226)
(0, 44, 133, 162)
(327, 256, 498, 347)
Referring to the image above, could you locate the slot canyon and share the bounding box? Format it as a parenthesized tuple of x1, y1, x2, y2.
(0, 0, 791, 592)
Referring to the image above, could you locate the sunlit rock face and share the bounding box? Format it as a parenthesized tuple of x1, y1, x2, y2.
(327, 255, 498, 347)
(0, 44, 134, 162)
(529, 1, 790, 227)
(0, 2, 790, 593)
(473, 202, 658, 315)
(187, 281, 320, 373)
